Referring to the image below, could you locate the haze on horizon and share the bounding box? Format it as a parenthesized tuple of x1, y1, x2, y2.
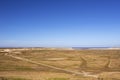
(0, 0, 120, 47)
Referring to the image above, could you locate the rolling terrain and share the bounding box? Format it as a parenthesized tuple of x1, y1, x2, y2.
(0, 48, 120, 80)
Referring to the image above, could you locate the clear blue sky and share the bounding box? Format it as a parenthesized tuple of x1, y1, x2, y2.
(0, 0, 120, 47)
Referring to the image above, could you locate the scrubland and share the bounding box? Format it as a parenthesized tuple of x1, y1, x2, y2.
(0, 49, 120, 80)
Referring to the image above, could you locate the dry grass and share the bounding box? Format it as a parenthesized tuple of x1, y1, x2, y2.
(0, 49, 120, 80)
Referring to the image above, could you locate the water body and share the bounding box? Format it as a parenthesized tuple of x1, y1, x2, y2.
(72, 47, 110, 50)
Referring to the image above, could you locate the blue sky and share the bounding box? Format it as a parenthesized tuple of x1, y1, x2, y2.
(0, 0, 120, 47)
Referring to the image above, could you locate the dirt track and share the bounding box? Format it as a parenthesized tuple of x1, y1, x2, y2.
(6, 54, 99, 78)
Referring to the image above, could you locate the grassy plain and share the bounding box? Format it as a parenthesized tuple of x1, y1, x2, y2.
(0, 48, 120, 80)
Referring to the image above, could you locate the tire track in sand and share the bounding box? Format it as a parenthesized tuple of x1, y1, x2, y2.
(6, 54, 100, 79)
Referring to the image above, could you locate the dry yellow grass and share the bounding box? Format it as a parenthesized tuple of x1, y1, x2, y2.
(0, 49, 120, 80)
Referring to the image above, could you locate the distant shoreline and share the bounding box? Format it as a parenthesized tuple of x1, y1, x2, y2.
(0, 47, 120, 50)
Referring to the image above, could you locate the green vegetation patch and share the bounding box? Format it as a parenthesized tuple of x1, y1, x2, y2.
(15, 66, 34, 71)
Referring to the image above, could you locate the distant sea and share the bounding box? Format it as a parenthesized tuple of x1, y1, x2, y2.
(72, 47, 110, 50)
